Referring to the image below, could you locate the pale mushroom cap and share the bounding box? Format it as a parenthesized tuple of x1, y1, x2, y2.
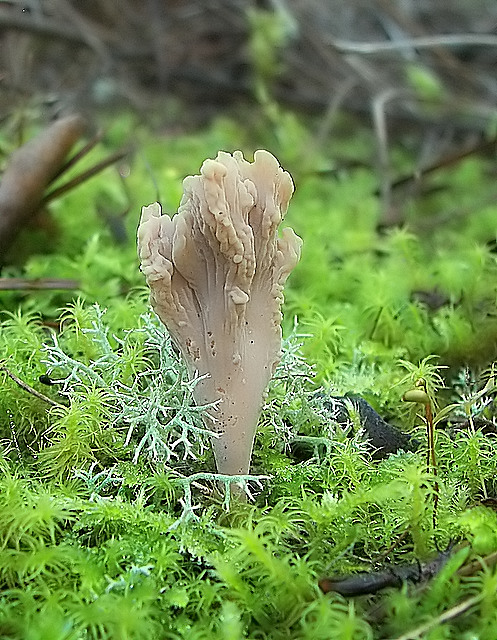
(137, 149, 302, 475)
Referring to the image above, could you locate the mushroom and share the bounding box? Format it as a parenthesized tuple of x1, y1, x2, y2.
(137, 150, 302, 476)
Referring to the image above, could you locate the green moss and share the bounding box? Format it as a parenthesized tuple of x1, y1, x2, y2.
(2, 109, 497, 638)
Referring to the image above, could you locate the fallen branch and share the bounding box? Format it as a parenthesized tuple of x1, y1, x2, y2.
(319, 548, 452, 597)
(318, 393, 419, 460)
(319, 545, 497, 598)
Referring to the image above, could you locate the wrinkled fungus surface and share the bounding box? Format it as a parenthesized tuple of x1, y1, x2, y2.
(138, 150, 302, 475)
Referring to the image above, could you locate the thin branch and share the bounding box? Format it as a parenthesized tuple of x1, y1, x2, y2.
(392, 594, 481, 640)
(389, 135, 497, 192)
(0, 278, 80, 290)
(416, 188, 497, 232)
(0, 363, 65, 408)
(372, 88, 410, 215)
(330, 34, 497, 55)
(50, 131, 104, 183)
(457, 550, 497, 577)
(41, 148, 128, 205)
(374, 0, 491, 98)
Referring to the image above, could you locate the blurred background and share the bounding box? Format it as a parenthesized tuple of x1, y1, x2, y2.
(2, 0, 497, 227)
(2, 0, 497, 142)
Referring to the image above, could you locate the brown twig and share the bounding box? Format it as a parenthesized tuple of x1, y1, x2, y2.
(392, 595, 481, 640)
(0, 362, 64, 408)
(41, 148, 129, 206)
(375, 528, 410, 563)
(329, 34, 497, 54)
(372, 88, 410, 216)
(319, 547, 453, 597)
(388, 135, 497, 193)
(0, 277, 80, 290)
(50, 131, 104, 183)
(415, 188, 497, 232)
(374, 0, 492, 97)
(457, 550, 497, 577)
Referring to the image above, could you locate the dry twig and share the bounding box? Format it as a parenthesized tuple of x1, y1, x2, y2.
(0, 362, 64, 408)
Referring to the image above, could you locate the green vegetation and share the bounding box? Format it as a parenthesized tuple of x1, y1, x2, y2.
(2, 106, 497, 639)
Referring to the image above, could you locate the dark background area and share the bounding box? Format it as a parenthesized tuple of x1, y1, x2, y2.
(1, 0, 497, 135)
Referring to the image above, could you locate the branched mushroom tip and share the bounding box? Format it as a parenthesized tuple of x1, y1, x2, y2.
(138, 149, 302, 476)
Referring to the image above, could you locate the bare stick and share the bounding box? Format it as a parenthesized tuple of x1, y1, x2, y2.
(41, 148, 128, 205)
(0, 363, 65, 408)
(0, 277, 80, 290)
(392, 595, 481, 640)
(389, 136, 497, 192)
(330, 34, 497, 55)
(50, 131, 104, 183)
